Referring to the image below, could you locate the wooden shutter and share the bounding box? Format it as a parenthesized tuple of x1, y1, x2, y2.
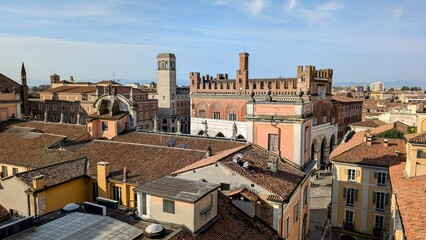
(343, 187, 347, 199)
(385, 193, 389, 206)
(373, 192, 376, 203)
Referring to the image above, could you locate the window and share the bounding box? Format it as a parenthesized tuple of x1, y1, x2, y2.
(220, 183, 230, 191)
(102, 121, 108, 131)
(213, 111, 221, 119)
(12, 167, 18, 175)
(374, 215, 384, 230)
(228, 113, 237, 121)
(53, 105, 57, 111)
(285, 217, 290, 238)
(31, 104, 35, 110)
(344, 188, 357, 206)
(345, 210, 354, 225)
(142, 193, 147, 215)
(71, 105, 75, 112)
(79, 107, 82, 112)
(53, 115, 57, 121)
(62, 105, 65, 111)
(374, 192, 388, 211)
(38, 105, 42, 110)
(304, 187, 308, 205)
(268, 134, 278, 152)
(305, 126, 310, 150)
(163, 199, 175, 214)
(45, 105, 49, 110)
(376, 172, 387, 186)
(92, 182, 98, 201)
(1, 166, 8, 178)
(198, 110, 206, 118)
(347, 169, 356, 181)
(145, 104, 148, 110)
(113, 186, 122, 204)
(293, 200, 300, 223)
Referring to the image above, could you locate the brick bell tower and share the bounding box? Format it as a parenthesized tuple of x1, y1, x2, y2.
(21, 62, 29, 116)
(236, 52, 249, 93)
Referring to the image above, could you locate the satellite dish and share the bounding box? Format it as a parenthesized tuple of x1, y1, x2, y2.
(166, 138, 176, 147)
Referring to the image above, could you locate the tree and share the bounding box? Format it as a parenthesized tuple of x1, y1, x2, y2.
(401, 86, 410, 91)
(410, 87, 422, 91)
(30, 86, 39, 92)
(387, 87, 395, 92)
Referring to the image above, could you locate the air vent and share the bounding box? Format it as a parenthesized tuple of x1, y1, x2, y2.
(96, 197, 118, 210)
(83, 202, 106, 216)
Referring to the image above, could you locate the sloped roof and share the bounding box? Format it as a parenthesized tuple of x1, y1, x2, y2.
(134, 176, 219, 203)
(0, 73, 22, 93)
(71, 140, 207, 185)
(0, 204, 8, 220)
(169, 192, 279, 240)
(15, 157, 88, 192)
(113, 132, 248, 154)
(389, 162, 426, 239)
(9, 121, 88, 142)
(0, 127, 74, 168)
(219, 145, 305, 202)
(350, 120, 387, 128)
(405, 132, 426, 144)
(332, 96, 364, 103)
(228, 188, 258, 202)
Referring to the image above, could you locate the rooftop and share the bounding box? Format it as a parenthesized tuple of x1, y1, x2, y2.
(112, 131, 248, 154)
(9, 212, 143, 240)
(9, 121, 88, 142)
(389, 162, 426, 239)
(405, 132, 426, 144)
(0, 127, 74, 168)
(332, 95, 364, 103)
(14, 157, 87, 192)
(350, 119, 387, 128)
(134, 176, 220, 203)
(71, 139, 207, 185)
(169, 192, 279, 240)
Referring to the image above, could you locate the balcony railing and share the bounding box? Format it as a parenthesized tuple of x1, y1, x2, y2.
(373, 227, 383, 237)
(343, 221, 355, 231)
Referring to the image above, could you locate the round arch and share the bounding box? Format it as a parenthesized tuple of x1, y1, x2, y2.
(216, 132, 225, 138)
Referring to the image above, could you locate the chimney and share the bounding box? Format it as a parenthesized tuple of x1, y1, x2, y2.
(123, 167, 127, 183)
(97, 162, 110, 198)
(383, 139, 389, 147)
(32, 175, 45, 190)
(366, 135, 373, 146)
(267, 157, 278, 173)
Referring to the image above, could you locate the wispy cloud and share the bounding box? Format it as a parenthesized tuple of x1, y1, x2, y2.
(208, 0, 270, 16)
(298, 2, 345, 25)
(284, 0, 298, 12)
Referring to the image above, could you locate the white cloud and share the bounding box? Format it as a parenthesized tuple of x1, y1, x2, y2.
(208, 0, 270, 16)
(298, 2, 344, 25)
(284, 0, 298, 12)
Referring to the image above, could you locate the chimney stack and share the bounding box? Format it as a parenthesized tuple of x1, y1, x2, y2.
(97, 162, 110, 198)
(383, 139, 389, 147)
(123, 167, 127, 183)
(32, 175, 45, 190)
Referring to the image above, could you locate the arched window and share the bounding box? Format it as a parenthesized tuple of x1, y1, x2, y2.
(165, 61, 168, 70)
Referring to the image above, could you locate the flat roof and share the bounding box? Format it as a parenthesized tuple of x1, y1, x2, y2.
(10, 212, 143, 240)
(134, 176, 219, 203)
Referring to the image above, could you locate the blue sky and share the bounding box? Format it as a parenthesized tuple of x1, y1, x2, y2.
(0, 0, 425, 87)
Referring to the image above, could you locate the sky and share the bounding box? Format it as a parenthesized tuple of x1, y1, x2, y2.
(0, 0, 425, 87)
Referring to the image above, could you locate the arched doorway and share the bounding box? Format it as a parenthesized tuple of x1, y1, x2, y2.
(330, 135, 335, 153)
(216, 132, 225, 138)
(340, 235, 356, 240)
(320, 138, 326, 170)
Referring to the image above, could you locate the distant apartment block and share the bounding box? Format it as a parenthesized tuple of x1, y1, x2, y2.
(370, 82, 384, 92)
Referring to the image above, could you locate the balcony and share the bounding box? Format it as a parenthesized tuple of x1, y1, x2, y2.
(343, 221, 355, 231)
(373, 227, 383, 237)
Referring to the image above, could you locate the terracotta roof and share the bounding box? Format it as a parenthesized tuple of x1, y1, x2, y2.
(96, 80, 121, 85)
(71, 140, 207, 185)
(389, 162, 426, 240)
(113, 132, 248, 154)
(331, 138, 405, 167)
(169, 192, 279, 240)
(9, 121, 89, 142)
(332, 96, 364, 103)
(405, 132, 426, 144)
(220, 145, 305, 202)
(0, 127, 74, 168)
(42, 86, 97, 94)
(15, 157, 88, 192)
(173, 145, 248, 174)
(228, 188, 258, 202)
(350, 120, 387, 128)
(331, 122, 405, 160)
(0, 73, 22, 94)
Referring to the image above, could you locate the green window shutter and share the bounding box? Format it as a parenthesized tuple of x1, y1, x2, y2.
(373, 192, 376, 203)
(343, 187, 347, 199)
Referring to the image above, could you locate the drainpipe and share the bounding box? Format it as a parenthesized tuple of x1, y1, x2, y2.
(270, 115, 282, 158)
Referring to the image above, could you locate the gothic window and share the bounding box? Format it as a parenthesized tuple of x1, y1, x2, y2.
(228, 113, 237, 121)
(284, 81, 288, 89)
(213, 112, 221, 119)
(198, 110, 206, 118)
